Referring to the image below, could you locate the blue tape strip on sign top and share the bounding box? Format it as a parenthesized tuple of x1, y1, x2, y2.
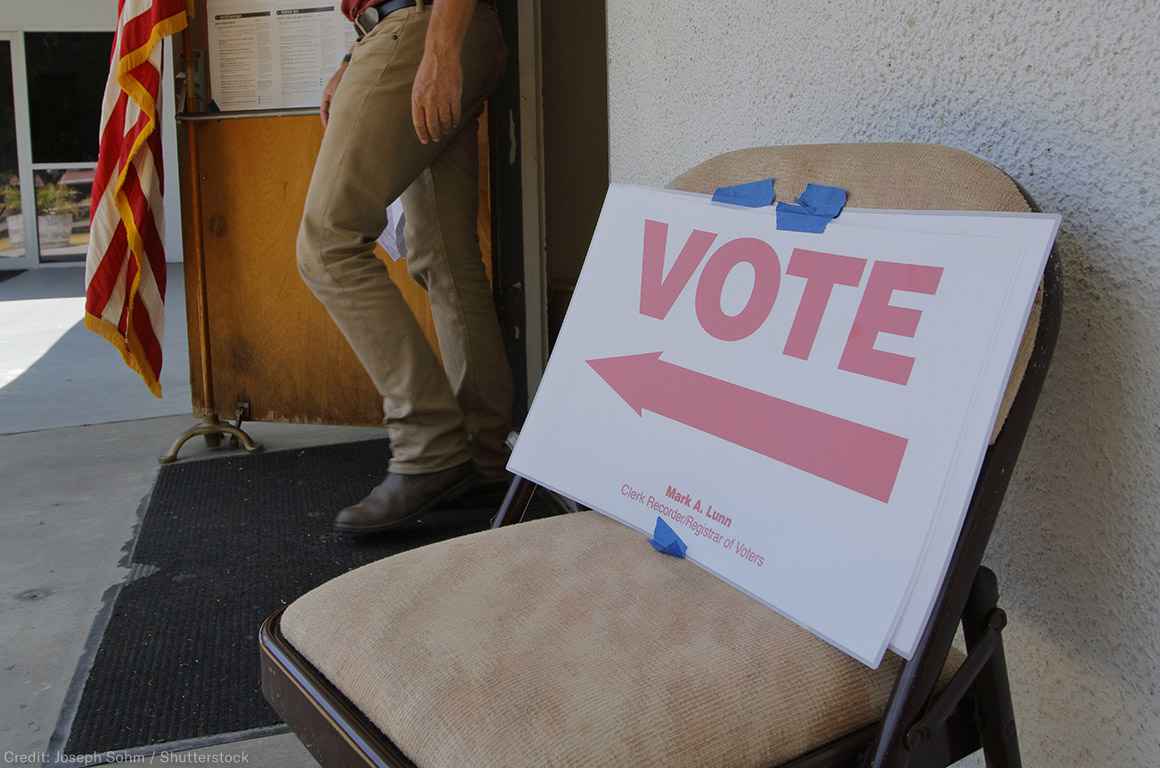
(711, 178, 775, 208)
(649, 517, 688, 558)
(798, 183, 847, 216)
(776, 182, 849, 233)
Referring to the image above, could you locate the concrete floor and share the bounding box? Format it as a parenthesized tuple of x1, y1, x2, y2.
(0, 264, 370, 765)
(0, 266, 192, 435)
(0, 414, 383, 766)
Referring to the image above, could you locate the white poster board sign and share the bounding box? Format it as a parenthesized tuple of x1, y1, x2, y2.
(207, 0, 355, 112)
(508, 184, 1058, 667)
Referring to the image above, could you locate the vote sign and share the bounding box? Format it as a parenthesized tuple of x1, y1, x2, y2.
(509, 184, 1058, 666)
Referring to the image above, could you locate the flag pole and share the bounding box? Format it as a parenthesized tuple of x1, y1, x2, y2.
(182, 12, 215, 418)
(161, 0, 261, 462)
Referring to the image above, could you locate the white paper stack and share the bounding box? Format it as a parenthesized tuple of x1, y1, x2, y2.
(509, 184, 1058, 667)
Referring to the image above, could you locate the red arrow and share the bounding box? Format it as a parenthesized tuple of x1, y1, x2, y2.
(586, 352, 907, 502)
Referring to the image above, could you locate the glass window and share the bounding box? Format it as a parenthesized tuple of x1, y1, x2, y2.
(34, 168, 93, 263)
(24, 32, 114, 165)
(0, 41, 24, 260)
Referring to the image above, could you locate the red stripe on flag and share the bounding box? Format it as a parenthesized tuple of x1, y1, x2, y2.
(90, 92, 129, 227)
(119, 111, 152, 180)
(121, 0, 188, 56)
(117, 104, 166, 200)
(120, 161, 166, 295)
(131, 287, 164, 377)
(85, 222, 128, 317)
(129, 60, 160, 96)
(124, 160, 168, 300)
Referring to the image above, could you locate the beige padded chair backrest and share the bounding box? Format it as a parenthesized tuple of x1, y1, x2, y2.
(670, 143, 1042, 444)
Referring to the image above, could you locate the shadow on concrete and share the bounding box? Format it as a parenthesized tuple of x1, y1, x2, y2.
(0, 265, 191, 434)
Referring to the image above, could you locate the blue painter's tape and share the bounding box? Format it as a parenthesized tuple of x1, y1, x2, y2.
(711, 178, 775, 208)
(775, 182, 849, 233)
(798, 183, 848, 217)
(776, 202, 831, 233)
(649, 517, 688, 558)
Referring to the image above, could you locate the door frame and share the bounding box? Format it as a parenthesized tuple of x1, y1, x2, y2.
(515, 0, 547, 400)
(489, 0, 548, 420)
(1, 31, 38, 269)
(502, 0, 610, 412)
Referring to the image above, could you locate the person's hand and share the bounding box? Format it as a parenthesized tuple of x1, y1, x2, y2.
(411, 47, 462, 144)
(321, 62, 348, 129)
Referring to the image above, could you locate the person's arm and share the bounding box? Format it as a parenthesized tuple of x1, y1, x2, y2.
(412, 0, 477, 144)
(320, 49, 353, 129)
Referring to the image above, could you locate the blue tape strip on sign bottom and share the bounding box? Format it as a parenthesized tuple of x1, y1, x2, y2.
(649, 517, 688, 558)
(711, 178, 776, 208)
(775, 203, 831, 233)
(776, 182, 849, 233)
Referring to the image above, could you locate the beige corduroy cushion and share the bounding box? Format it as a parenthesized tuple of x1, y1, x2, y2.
(282, 512, 962, 768)
(669, 143, 1042, 445)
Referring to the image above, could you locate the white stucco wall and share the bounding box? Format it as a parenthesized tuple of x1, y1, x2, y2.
(607, 2, 1158, 766)
(0, 1, 115, 31)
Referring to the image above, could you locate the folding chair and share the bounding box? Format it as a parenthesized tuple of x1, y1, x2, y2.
(260, 144, 1061, 768)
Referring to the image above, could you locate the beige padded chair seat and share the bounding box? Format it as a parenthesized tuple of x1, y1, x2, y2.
(669, 143, 1041, 445)
(283, 512, 963, 768)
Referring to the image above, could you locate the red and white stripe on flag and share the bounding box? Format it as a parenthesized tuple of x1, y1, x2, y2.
(84, 0, 188, 397)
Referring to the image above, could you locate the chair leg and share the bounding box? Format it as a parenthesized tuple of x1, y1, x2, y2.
(963, 567, 1021, 768)
(491, 476, 536, 528)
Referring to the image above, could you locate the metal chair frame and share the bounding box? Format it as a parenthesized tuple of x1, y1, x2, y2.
(260, 179, 1062, 768)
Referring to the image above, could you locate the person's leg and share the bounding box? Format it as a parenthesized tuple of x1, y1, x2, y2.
(296, 5, 505, 531)
(298, 5, 504, 470)
(402, 122, 514, 478)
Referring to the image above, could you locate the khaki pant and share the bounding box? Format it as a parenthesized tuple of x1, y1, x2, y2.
(297, 4, 512, 475)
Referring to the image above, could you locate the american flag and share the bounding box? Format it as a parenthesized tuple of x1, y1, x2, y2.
(84, 0, 188, 397)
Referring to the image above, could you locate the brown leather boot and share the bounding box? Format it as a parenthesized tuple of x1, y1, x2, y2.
(334, 461, 479, 536)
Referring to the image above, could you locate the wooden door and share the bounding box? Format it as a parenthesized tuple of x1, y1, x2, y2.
(181, 113, 493, 425)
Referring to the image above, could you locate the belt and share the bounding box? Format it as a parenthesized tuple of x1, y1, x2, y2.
(354, 0, 423, 39)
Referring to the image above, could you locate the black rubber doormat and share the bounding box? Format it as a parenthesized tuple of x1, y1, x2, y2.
(54, 438, 498, 760)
